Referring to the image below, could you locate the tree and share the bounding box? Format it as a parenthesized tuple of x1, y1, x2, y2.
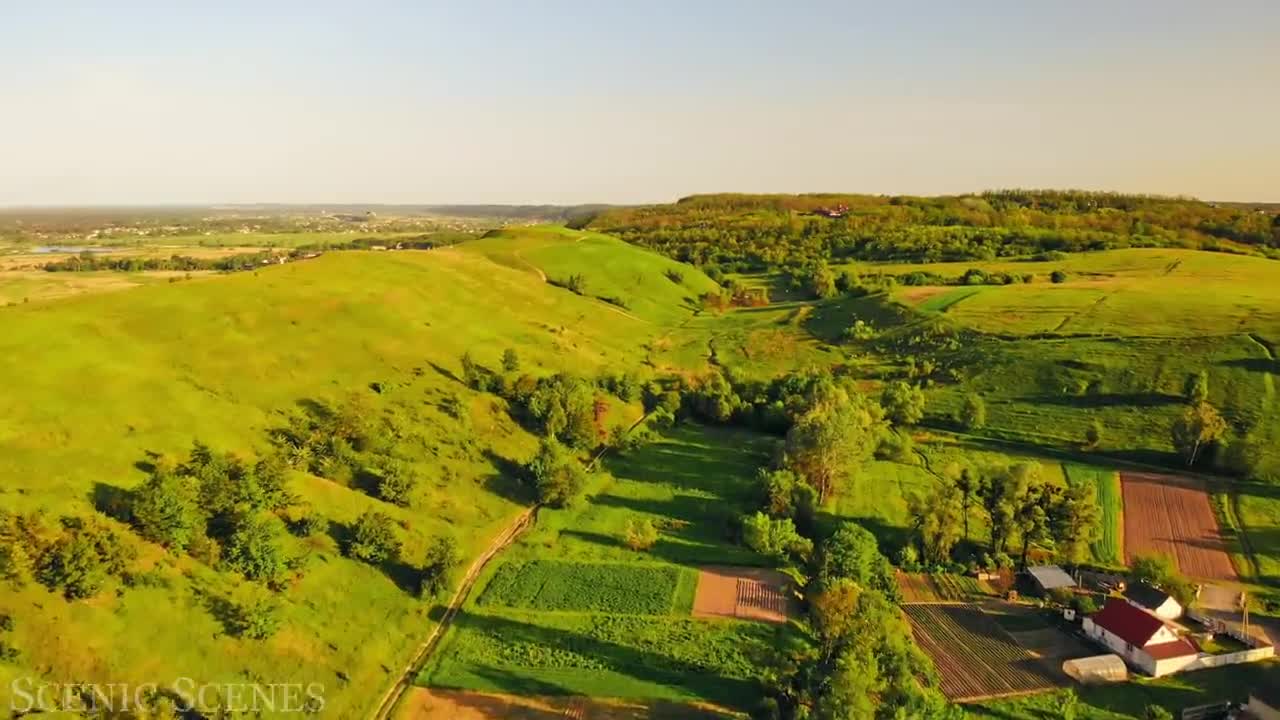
(957, 393, 986, 431)
(880, 381, 925, 427)
(806, 261, 837, 299)
(1014, 486, 1052, 569)
(623, 517, 659, 551)
(419, 535, 460, 599)
(1130, 553, 1196, 607)
(950, 465, 985, 545)
(38, 529, 107, 599)
(1184, 370, 1210, 404)
(376, 463, 418, 507)
(1171, 402, 1228, 466)
(460, 351, 488, 390)
(1050, 482, 1101, 565)
(223, 512, 288, 583)
(526, 439, 588, 508)
(741, 512, 812, 562)
(130, 467, 205, 551)
(346, 510, 401, 564)
(817, 522, 897, 599)
(784, 394, 886, 503)
(980, 462, 1041, 556)
(501, 348, 520, 373)
(229, 588, 284, 640)
(908, 483, 964, 566)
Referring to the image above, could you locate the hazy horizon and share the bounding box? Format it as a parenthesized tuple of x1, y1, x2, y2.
(4, 1, 1278, 205)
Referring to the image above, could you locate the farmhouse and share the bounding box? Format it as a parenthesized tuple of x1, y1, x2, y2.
(1123, 583, 1183, 620)
(1083, 598, 1198, 676)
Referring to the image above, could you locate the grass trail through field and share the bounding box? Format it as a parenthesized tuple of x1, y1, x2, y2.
(371, 507, 538, 720)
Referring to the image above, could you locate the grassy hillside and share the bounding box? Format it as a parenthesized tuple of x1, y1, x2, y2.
(0, 244, 700, 715)
(461, 226, 721, 324)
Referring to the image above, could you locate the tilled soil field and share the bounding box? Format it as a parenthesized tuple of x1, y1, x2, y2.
(1121, 472, 1237, 581)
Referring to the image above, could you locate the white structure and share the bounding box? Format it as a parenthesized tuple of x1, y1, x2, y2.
(1083, 598, 1198, 677)
(1123, 582, 1183, 620)
(1027, 565, 1076, 593)
(1062, 654, 1128, 684)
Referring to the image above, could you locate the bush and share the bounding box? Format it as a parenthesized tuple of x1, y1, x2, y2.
(663, 268, 684, 284)
(1050, 270, 1068, 283)
(880, 381, 925, 426)
(290, 512, 328, 538)
(741, 512, 812, 563)
(419, 535, 461, 599)
(346, 510, 401, 564)
(222, 513, 289, 583)
(623, 517, 660, 551)
(1085, 419, 1103, 449)
(875, 429, 915, 464)
(376, 463, 418, 507)
(229, 590, 284, 640)
(131, 467, 205, 551)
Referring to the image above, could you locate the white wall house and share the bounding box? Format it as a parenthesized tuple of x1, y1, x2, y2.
(1123, 583, 1183, 620)
(1084, 598, 1198, 677)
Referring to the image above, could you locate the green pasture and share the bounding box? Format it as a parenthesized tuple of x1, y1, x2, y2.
(1064, 464, 1124, 565)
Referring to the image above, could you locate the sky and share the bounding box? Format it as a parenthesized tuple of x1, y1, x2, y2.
(2, 1, 1278, 205)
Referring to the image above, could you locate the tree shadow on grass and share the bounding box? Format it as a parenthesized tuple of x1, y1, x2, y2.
(90, 481, 134, 523)
(480, 449, 535, 504)
(1219, 357, 1279, 374)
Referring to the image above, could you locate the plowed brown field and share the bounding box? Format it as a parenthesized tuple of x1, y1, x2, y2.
(1120, 472, 1236, 581)
(692, 566, 793, 623)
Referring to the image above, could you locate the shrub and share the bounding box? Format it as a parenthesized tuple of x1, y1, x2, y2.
(741, 512, 812, 563)
(501, 348, 520, 373)
(290, 512, 328, 538)
(346, 510, 401, 564)
(376, 463, 418, 507)
(38, 530, 108, 599)
(880, 381, 925, 426)
(229, 590, 284, 640)
(222, 513, 288, 583)
(875, 429, 915, 464)
(131, 467, 206, 551)
(623, 517, 660, 551)
(419, 535, 461, 599)
(1050, 270, 1068, 283)
(1085, 419, 1103, 449)
(663, 268, 684, 284)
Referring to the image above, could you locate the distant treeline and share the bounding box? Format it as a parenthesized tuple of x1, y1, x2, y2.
(42, 251, 298, 273)
(587, 190, 1280, 269)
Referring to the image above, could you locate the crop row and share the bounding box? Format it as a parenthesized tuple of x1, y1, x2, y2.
(904, 604, 1057, 700)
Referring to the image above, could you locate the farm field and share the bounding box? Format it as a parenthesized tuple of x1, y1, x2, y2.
(903, 604, 1061, 702)
(1065, 464, 1125, 566)
(1121, 472, 1237, 581)
(691, 566, 793, 623)
(898, 573, 993, 604)
(419, 424, 796, 708)
(859, 248, 1280, 339)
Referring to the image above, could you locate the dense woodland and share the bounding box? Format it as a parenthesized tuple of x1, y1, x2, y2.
(586, 191, 1280, 270)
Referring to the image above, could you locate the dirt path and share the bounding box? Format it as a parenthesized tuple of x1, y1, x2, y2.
(369, 507, 538, 720)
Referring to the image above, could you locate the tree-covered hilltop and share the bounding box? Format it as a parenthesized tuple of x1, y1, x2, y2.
(585, 190, 1280, 269)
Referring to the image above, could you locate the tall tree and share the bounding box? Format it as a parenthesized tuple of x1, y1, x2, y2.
(1170, 402, 1227, 466)
(980, 462, 1041, 557)
(784, 394, 886, 503)
(1050, 482, 1101, 565)
(908, 483, 964, 566)
(950, 465, 985, 545)
(880, 381, 926, 427)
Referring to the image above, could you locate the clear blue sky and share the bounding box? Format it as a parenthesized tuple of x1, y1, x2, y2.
(3, 1, 1277, 204)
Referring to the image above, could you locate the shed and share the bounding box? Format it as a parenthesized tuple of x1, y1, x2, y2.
(1062, 654, 1128, 684)
(1027, 565, 1077, 593)
(1123, 583, 1183, 620)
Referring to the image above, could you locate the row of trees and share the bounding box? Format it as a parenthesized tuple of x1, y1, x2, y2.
(906, 462, 1101, 571)
(42, 250, 294, 273)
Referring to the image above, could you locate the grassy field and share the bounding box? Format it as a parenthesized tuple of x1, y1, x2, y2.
(0, 235, 731, 715)
(1065, 464, 1124, 566)
(852, 248, 1280, 339)
(420, 424, 790, 707)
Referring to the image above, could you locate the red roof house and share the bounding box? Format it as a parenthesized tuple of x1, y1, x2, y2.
(1084, 598, 1198, 677)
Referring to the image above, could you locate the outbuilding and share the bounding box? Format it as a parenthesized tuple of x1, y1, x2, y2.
(1027, 565, 1077, 593)
(1083, 598, 1198, 677)
(1123, 582, 1183, 620)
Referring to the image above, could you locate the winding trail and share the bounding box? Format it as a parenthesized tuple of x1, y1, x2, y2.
(368, 506, 538, 720)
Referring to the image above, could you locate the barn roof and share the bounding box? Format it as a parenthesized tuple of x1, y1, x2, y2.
(1091, 597, 1168, 646)
(1124, 583, 1178, 611)
(1027, 565, 1076, 590)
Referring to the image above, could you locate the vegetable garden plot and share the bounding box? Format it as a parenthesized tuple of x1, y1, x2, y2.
(903, 604, 1061, 702)
(1121, 472, 1237, 581)
(476, 560, 688, 615)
